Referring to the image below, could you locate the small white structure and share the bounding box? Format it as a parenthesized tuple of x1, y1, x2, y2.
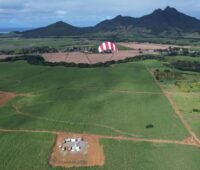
(71, 144, 81, 152)
(59, 137, 85, 153)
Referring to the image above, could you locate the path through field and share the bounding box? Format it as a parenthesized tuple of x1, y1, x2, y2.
(0, 70, 200, 149)
(0, 93, 200, 148)
(0, 91, 31, 107)
(143, 63, 200, 146)
(0, 128, 199, 148)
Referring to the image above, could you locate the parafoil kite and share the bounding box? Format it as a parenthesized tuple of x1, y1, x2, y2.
(98, 41, 118, 53)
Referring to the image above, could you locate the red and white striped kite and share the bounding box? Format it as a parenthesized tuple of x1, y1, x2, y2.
(98, 41, 118, 53)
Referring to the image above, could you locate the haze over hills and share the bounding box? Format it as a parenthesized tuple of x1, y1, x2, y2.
(20, 6, 200, 37)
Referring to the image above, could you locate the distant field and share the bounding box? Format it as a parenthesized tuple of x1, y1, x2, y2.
(0, 37, 132, 51)
(0, 37, 99, 50)
(42, 50, 157, 64)
(118, 42, 189, 50)
(0, 36, 199, 52)
(167, 55, 200, 62)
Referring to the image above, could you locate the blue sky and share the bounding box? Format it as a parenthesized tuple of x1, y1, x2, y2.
(0, 0, 200, 28)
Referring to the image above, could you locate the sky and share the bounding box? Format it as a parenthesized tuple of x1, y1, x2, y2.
(0, 0, 200, 28)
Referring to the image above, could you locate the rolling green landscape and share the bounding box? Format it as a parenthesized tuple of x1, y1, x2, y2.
(0, 3, 200, 170)
(0, 54, 200, 169)
(0, 61, 189, 139)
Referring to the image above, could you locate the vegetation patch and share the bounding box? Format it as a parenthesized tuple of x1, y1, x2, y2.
(169, 60, 200, 72)
(192, 108, 200, 113)
(174, 80, 200, 92)
(154, 69, 182, 81)
(0, 54, 163, 68)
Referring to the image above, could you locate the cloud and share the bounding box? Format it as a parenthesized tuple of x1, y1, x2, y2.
(0, 0, 200, 27)
(55, 10, 67, 17)
(0, 0, 25, 9)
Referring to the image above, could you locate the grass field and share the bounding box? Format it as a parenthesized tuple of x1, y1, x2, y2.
(0, 132, 55, 170)
(0, 132, 200, 170)
(143, 57, 200, 138)
(0, 37, 132, 52)
(0, 61, 188, 139)
(0, 57, 199, 169)
(100, 139, 200, 170)
(172, 94, 200, 138)
(0, 37, 99, 50)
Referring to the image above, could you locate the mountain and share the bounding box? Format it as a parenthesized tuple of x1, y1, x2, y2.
(134, 7, 200, 33)
(20, 7, 200, 37)
(95, 7, 200, 33)
(95, 15, 138, 31)
(22, 21, 93, 37)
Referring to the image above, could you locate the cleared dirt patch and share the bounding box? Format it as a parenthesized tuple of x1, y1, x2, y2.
(0, 91, 17, 107)
(42, 50, 158, 64)
(0, 55, 16, 60)
(183, 137, 200, 146)
(49, 133, 104, 168)
(0, 91, 30, 107)
(118, 42, 190, 51)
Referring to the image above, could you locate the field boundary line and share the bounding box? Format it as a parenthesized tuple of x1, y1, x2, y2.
(143, 63, 200, 146)
(106, 90, 162, 95)
(164, 92, 200, 143)
(166, 91, 200, 97)
(12, 105, 143, 138)
(0, 128, 199, 148)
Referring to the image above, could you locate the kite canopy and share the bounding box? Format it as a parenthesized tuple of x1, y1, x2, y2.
(98, 41, 118, 53)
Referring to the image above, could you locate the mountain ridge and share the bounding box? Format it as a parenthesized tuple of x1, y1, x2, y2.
(21, 6, 200, 37)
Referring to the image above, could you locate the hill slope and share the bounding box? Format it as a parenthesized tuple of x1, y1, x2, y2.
(21, 7, 200, 37)
(135, 7, 200, 33)
(22, 21, 92, 37)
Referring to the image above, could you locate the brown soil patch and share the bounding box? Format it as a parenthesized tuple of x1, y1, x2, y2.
(0, 55, 16, 60)
(119, 42, 190, 51)
(0, 91, 30, 107)
(183, 136, 200, 146)
(0, 91, 17, 107)
(49, 133, 104, 168)
(42, 50, 158, 64)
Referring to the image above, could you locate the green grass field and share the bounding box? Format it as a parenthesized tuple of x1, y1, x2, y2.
(0, 37, 131, 52)
(172, 94, 200, 138)
(100, 139, 200, 170)
(0, 61, 188, 139)
(0, 132, 200, 170)
(144, 57, 200, 138)
(0, 58, 199, 170)
(0, 132, 55, 170)
(0, 37, 98, 50)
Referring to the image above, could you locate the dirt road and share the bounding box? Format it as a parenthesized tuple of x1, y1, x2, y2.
(0, 128, 199, 148)
(143, 64, 200, 147)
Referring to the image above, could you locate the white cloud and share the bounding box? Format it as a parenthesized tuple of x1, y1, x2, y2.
(55, 10, 67, 16)
(0, 0, 25, 10)
(0, 0, 200, 27)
